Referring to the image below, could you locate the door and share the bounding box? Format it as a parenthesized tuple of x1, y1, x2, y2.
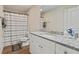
(64, 6, 79, 31)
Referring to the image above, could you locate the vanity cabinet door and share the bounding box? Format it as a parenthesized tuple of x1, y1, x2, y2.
(40, 38, 55, 54)
(56, 44, 67, 54)
(29, 34, 39, 54)
(56, 44, 79, 54)
(29, 34, 44, 54)
(65, 47, 79, 54)
(29, 34, 56, 54)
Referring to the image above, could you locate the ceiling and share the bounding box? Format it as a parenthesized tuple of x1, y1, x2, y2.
(40, 5, 61, 13)
(3, 5, 61, 14)
(4, 5, 32, 14)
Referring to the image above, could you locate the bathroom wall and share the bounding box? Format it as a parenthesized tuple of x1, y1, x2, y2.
(0, 5, 4, 17)
(43, 6, 76, 32)
(0, 5, 4, 53)
(0, 5, 4, 40)
(28, 6, 40, 32)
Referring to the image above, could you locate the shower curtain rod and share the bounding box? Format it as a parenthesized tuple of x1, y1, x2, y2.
(3, 10, 28, 15)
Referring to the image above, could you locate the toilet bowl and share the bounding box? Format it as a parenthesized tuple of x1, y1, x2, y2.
(20, 37, 29, 47)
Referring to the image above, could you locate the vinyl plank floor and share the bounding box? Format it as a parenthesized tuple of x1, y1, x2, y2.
(2, 45, 30, 54)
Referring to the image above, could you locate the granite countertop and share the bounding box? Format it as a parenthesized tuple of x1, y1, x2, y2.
(31, 31, 79, 51)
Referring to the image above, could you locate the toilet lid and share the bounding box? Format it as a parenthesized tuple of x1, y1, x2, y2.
(20, 37, 29, 41)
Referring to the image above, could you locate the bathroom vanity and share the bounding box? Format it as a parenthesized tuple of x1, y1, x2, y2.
(29, 31, 79, 54)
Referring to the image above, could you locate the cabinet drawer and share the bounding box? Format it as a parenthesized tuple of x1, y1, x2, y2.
(56, 44, 79, 54)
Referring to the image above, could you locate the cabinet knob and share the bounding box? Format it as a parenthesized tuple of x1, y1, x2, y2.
(39, 45, 43, 48)
(64, 51, 67, 54)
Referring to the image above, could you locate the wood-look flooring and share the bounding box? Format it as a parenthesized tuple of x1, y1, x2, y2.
(2, 45, 31, 54)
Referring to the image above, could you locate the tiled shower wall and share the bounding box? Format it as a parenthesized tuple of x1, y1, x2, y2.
(3, 12, 28, 46)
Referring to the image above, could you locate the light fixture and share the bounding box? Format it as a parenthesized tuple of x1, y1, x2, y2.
(40, 8, 43, 11)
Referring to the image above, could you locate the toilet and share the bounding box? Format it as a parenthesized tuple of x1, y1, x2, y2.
(20, 37, 29, 47)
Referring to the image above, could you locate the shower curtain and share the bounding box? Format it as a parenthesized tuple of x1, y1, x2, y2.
(3, 12, 28, 47)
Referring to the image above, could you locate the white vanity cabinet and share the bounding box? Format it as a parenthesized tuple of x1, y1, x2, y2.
(29, 33, 79, 54)
(29, 34, 55, 54)
(56, 44, 79, 54)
